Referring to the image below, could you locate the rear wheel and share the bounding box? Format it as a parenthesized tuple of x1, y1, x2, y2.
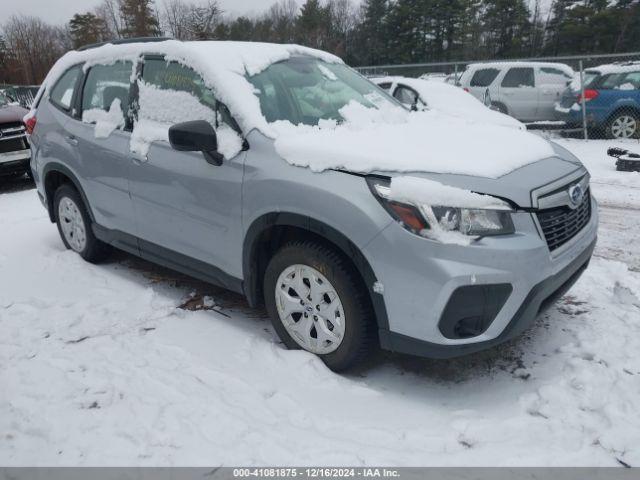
(607, 112, 639, 139)
(264, 241, 375, 371)
(54, 184, 111, 263)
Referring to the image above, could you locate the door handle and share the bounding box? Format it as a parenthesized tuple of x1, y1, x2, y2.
(65, 135, 79, 147)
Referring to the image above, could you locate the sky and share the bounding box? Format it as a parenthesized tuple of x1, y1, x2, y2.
(0, 0, 307, 26)
(0, 0, 550, 28)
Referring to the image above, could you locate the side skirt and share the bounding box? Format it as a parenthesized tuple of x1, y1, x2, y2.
(93, 224, 244, 295)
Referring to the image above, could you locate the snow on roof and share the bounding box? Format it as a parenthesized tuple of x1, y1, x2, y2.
(588, 62, 640, 75)
(38, 40, 342, 136)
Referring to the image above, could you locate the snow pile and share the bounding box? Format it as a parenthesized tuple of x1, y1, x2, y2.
(272, 103, 555, 177)
(82, 99, 125, 138)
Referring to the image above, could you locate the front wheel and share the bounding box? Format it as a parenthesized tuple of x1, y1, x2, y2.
(54, 184, 111, 263)
(606, 112, 639, 139)
(263, 242, 375, 371)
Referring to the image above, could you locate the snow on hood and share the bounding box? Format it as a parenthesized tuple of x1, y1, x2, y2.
(272, 102, 556, 178)
(36, 40, 342, 136)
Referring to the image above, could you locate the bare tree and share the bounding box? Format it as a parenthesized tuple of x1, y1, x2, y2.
(95, 0, 125, 39)
(3, 15, 67, 84)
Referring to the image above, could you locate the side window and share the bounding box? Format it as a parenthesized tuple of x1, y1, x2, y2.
(81, 61, 133, 129)
(393, 86, 419, 106)
(501, 68, 535, 88)
(50, 65, 82, 111)
(539, 67, 572, 85)
(470, 68, 500, 87)
(620, 72, 640, 90)
(141, 58, 242, 131)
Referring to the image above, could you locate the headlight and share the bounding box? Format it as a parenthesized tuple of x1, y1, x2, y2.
(367, 177, 515, 239)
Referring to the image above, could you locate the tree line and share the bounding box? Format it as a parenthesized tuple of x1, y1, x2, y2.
(1, 0, 639, 85)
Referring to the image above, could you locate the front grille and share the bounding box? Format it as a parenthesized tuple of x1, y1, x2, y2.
(0, 122, 29, 154)
(536, 188, 591, 252)
(0, 137, 29, 154)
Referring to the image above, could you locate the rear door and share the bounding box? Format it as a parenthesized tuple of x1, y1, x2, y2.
(63, 60, 138, 238)
(498, 67, 538, 121)
(536, 66, 572, 120)
(127, 57, 245, 279)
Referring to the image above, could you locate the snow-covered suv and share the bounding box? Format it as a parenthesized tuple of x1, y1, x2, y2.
(28, 39, 597, 371)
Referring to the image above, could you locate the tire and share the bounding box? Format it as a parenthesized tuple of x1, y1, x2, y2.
(606, 111, 639, 139)
(264, 241, 375, 371)
(53, 184, 111, 263)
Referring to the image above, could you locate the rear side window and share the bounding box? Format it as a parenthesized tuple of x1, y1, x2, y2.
(539, 67, 572, 85)
(81, 61, 133, 128)
(50, 65, 82, 111)
(470, 68, 500, 87)
(600, 71, 640, 90)
(501, 67, 535, 88)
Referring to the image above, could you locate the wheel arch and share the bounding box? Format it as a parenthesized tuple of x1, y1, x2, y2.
(42, 163, 94, 224)
(606, 104, 640, 123)
(243, 212, 389, 333)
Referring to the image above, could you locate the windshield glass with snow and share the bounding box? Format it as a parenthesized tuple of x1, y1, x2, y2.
(248, 56, 398, 126)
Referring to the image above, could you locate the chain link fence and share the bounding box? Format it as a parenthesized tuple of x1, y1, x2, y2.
(357, 52, 640, 142)
(0, 85, 40, 109)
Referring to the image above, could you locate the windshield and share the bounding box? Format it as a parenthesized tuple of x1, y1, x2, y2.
(248, 56, 400, 126)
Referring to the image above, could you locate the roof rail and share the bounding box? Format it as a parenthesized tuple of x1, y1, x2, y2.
(77, 37, 173, 52)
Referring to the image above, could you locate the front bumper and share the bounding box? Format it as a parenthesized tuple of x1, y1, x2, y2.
(365, 196, 598, 359)
(0, 150, 31, 175)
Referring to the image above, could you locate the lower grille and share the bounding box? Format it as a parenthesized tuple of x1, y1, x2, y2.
(536, 188, 591, 252)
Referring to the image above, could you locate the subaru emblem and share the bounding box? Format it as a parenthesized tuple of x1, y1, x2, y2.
(568, 184, 584, 206)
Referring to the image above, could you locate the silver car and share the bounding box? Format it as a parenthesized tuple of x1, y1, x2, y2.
(28, 40, 597, 371)
(459, 62, 574, 122)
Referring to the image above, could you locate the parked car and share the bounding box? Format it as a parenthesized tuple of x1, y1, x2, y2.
(0, 91, 31, 179)
(459, 62, 574, 122)
(371, 76, 524, 129)
(555, 62, 640, 139)
(29, 39, 597, 371)
(419, 72, 461, 85)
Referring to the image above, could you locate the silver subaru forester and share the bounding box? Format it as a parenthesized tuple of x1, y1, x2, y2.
(28, 40, 597, 371)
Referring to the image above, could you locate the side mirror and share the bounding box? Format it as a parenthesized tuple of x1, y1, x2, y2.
(169, 120, 224, 166)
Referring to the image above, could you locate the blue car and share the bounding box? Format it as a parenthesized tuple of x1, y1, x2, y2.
(555, 62, 640, 139)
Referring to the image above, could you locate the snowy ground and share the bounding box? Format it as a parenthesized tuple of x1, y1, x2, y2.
(1, 139, 640, 467)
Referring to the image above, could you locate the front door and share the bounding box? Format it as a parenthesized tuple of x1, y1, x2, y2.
(127, 57, 245, 280)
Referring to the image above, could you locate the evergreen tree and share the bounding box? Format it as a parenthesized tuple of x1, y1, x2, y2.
(481, 0, 532, 57)
(297, 0, 330, 49)
(353, 0, 389, 65)
(119, 0, 161, 38)
(69, 12, 108, 48)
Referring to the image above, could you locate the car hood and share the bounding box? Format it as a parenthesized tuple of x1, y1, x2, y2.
(371, 142, 587, 208)
(272, 107, 559, 180)
(0, 105, 29, 124)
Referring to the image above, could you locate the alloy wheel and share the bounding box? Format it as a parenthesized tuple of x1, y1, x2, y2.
(58, 197, 87, 253)
(611, 115, 637, 139)
(274, 264, 346, 354)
